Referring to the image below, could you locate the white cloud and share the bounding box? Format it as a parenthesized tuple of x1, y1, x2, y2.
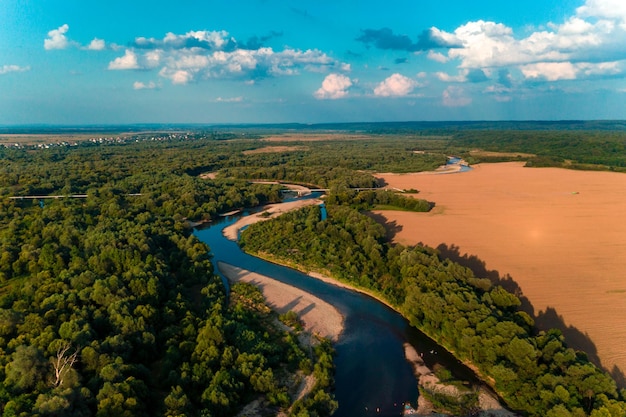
(577, 0, 626, 28)
(215, 96, 243, 102)
(428, 0, 626, 84)
(314, 73, 352, 99)
(521, 62, 578, 81)
(133, 81, 157, 90)
(374, 73, 418, 97)
(108, 50, 140, 70)
(135, 30, 232, 50)
(168, 70, 193, 85)
(44, 26, 117, 51)
(428, 27, 463, 48)
(436, 70, 468, 82)
(86, 38, 106, 51)
(442, 86, 472, 107)
(143, 50, 163, 68)
(44, 24, 73, 50)
(520, 60, 624, 81)
(107, 29, 348, 84)
(427, 50, 449, 63)
(0, 65, 30, 75)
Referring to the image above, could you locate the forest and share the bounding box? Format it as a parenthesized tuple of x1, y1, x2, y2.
(1, 124, 626, 416)
(240, 204, 626, 417)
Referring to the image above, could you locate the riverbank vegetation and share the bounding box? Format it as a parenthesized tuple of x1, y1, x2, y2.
(2, 123, 626, 416)
(240, 204, 626, 416)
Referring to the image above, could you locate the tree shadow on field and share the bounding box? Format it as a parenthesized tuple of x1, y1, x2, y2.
(363, 212, 403, 241)
(436, 242, 626, 388)
(375, 177, 388, 187)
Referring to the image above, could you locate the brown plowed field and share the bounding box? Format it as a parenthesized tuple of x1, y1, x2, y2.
(374, 162, 626, 385)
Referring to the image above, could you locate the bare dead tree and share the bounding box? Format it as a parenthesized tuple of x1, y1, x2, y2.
(52, 342, 78, 387)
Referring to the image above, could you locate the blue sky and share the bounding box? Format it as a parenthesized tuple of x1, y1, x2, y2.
(1, 0, 625, 124)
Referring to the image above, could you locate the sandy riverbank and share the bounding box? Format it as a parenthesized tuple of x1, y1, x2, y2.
(221, 196, 513, 415)
(374, 162, 626, 384)
(222, 198, 322, 240)
(403, 344, 516, 417)
(218, 262, 344, 341)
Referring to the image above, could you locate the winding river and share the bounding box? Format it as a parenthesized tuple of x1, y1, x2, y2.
(193, 199, 481, 417)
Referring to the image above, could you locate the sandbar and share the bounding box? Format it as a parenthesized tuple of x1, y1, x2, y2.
(218, 262, 343, 341)
(223, 198, 322, 240)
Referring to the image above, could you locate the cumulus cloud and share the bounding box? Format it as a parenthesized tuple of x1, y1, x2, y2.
(427, 50, 449, 63)
(442, 86, 472, 107)
(0, 65, 30, 75)
(436, 71, 467, 82)
(167, 70, 193, 85)
(86, 38, 106, 51)
(45, 25, 115, 51)
(374, 73, 418, 97)
(44, 24, 73, 50)
(427, 0, 626, 85)
(418, 28, 463, 49)
(134, 30, 233, 50)
(436, 68, 488, 83)
(520, 60, 624, 81)
(108, 50, 140, 70)
(133, 81, 158, 90)
(314, 73, 353, 99)
(520, 62, 578, 81)
(132, 30, 282, 52)
(109, 29, 347, 85)
(577, 0, 626, 27)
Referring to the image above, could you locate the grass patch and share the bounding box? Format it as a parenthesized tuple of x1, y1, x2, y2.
(372, 204, 422, 212)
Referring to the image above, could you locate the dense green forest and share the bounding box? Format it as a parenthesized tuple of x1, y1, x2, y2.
(240, 204, 626, 417)
(446, 130, 626, 171)
(0, 139, 342, 416)
(2, 126, 626, 416)
(0, 186, 344, 416)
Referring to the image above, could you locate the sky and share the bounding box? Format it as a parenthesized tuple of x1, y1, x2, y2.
(1, 0, 626, 124)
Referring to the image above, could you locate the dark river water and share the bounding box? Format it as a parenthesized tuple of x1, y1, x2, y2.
(193, 199, 479, 417)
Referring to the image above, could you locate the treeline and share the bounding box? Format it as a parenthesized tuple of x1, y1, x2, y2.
(326, 189, 433, 212)
(220, 166, 379, 189)
(1, 136, 445, 199)
(449, 130, 626, 170)
(240, 205, 626, 417)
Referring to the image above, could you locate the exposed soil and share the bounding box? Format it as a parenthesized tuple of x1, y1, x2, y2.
(199, 172, 217, 179)
(374, 162, 626, 386)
